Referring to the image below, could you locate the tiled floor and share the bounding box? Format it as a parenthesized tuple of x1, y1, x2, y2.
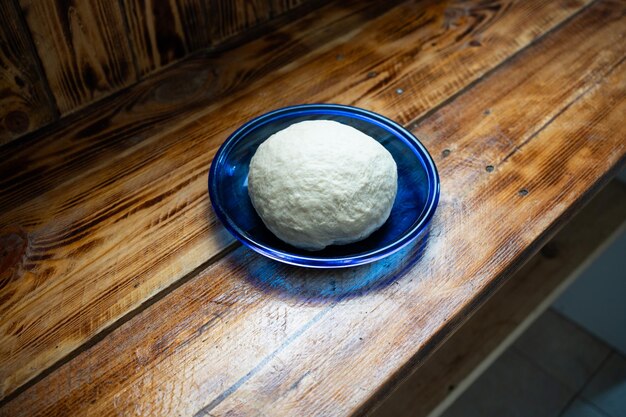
(553, 229, 626, 356)
(440, 310, 626, 417)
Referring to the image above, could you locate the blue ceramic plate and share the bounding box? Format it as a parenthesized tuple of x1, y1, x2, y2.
(209, 104, 440, 268)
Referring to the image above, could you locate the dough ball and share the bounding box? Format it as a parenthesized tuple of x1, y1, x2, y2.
(248, 120, 397, 251)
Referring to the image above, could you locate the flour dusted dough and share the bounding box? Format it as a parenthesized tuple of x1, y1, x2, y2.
(248, 120, 398, 250)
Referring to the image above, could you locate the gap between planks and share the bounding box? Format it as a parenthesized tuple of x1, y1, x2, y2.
(0, 241, 239, 407)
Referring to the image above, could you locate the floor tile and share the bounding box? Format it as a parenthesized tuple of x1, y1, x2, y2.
(560, 398, 610, 417)
(513, 310, 611, 391)
(441, 349, 574, 417)
(553, 229, 626, 356)
(582, 353, 626, 417)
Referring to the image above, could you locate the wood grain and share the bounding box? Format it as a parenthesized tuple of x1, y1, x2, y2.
(1, 0, 320, 140)
(0, 0, 596, 401)
(123, 0, 205, 75)
(271, 0, 306, 17)
(370, 181, 626, 417)
(1, 0, 624, 414)
(0, 0, 56, 145)
(19, 0, 138, 114)
(209, 32, 626, 417)
(209, 0, 273, 45)
(2, 2, 614, 400)
(0, 0, 393, 212)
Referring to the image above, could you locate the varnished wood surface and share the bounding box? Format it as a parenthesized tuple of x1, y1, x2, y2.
(206, 53, 626, 417)
(19, 0, 138, 114)
(0, 0, 320, 144)
(371, 181, 626, 417)
(0, 0, 392, 212)
(0, 1, 56, 144)
(0, 0, 625, 415)
(0, 0, 599, 400)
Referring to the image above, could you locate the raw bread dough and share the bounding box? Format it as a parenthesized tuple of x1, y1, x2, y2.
(248, 120, 397, 250)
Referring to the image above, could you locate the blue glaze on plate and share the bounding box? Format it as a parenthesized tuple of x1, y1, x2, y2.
(208, 104, 440, 268)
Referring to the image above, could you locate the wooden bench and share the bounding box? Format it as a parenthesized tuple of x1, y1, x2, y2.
(1, 0, 625, 415)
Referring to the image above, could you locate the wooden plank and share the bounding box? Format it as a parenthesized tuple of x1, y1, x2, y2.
(123, 0, 204, 75)
(122, 0, 322, 75)
(369, 181, 626, 417)
(270, 0, 307, 18)
(2, 0, 625, 414)
(209, 0, 273, 44)
(0, 3, 396, 398)
(209, 53, 626, 417)
(19, 0, 138, 115)
(0, 0, 56, 145)
(0, 0, 604, 401)
(0, 0, 393, 212)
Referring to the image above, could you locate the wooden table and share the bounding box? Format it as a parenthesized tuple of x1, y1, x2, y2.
(1, 0, 625, 415)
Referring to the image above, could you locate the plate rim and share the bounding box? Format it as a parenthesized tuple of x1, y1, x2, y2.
(208, 103, 440, 268)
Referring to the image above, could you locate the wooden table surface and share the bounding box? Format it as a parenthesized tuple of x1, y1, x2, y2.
(1, 0, 625, 415)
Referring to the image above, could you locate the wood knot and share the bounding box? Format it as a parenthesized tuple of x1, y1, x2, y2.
(0, 228, 29, 290)
(5, 111, 29, 134)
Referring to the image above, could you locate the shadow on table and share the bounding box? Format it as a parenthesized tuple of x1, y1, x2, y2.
(238, 231, 431, 302)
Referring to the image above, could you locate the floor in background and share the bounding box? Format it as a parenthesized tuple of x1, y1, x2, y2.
(553, 228, 626, 356)
(440, 309, 626, 417)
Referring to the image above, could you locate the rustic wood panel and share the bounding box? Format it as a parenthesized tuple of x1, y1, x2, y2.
(0, 0, 56, 144)
(270, 0, 307, 17)
(370, 181, 626, 417)
(0, 0, 409, 398)
(209, 0, 273, 44)
(0, 0, 392, 212)
(2, 0, 319, 140)
(1, 0, 624, 414)
(0, 0, 600, 401)
(123, 0, 204, 75)
(19, 0, 138, 115)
